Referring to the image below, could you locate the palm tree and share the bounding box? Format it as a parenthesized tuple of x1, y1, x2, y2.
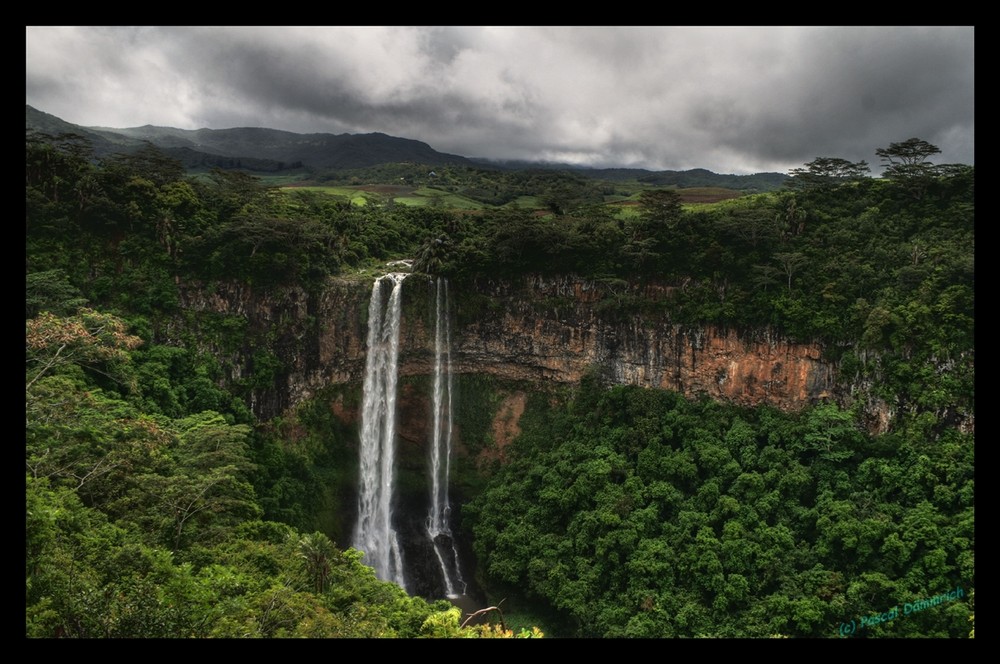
(297, 532, 336, 594)
(413, 235, 451, 275)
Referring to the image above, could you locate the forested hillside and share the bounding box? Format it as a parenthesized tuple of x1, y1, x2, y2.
(26, 130, 973, 637)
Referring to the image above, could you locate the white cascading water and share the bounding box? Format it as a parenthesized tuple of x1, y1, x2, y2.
(352, 273, 407, 590)
(426, 277, 466, 597)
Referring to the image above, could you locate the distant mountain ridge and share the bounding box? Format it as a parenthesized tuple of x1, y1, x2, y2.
(26, 105, 787, 189)
(473, 159, 787, 190)
(26, 105, 476, 172)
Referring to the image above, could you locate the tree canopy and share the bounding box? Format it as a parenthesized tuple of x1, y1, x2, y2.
(25, 131, 972, 638)
(787, 157, 870, 189)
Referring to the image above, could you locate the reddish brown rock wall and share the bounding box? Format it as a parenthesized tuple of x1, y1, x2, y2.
(182, 275, 841, 418)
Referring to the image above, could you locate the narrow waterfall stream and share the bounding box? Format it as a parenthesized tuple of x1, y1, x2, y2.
(427, 277, 466, 597)
(351, 273, 408, 590)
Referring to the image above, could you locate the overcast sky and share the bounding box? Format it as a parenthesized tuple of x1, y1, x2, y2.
(26, 26, 974, 175)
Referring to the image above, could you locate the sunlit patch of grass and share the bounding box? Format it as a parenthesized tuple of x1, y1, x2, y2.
(608, 202, 642, 219)
(507, 195, 540, 208)
(280, 185, 375, 206)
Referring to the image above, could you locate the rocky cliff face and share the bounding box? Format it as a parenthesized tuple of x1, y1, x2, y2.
(180, 273, 846, 420)
(452, 275, 836, 411)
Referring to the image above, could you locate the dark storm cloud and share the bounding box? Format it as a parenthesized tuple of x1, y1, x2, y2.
(142, 27, 540, 142)
(26, 26, 973, 174)
(716, 27, 975, 170)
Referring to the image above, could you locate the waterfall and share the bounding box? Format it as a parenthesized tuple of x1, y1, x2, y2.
(352, 273, 407, 590)
(427, 277, 466, 597)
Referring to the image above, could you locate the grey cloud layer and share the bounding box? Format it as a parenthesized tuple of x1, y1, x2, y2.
(26, 26, 973, 174)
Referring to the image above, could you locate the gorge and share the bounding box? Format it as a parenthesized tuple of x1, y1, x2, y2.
(178, 271, 902, 601)
(25, 125, 974, 636)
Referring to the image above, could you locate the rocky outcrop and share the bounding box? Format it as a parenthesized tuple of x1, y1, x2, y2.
(180, 274, 848, 421)
(453, 276, 836, 410)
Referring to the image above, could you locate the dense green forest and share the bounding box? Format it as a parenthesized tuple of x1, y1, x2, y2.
(469, 380, 972, 637)
(26, 131, 972, 637)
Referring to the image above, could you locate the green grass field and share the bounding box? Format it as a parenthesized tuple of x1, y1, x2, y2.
(507, 195, 541, 208)
(282, 185, 374, 206)
(279, 182, 751, 215)
(282, 184, 491, 210)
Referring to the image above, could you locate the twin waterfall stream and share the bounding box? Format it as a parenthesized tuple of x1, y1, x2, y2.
(351, 274, 466, 599)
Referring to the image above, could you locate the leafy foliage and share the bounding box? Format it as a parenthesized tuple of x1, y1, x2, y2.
(787, 157, 870, 189)
(467, 385, 973, 637)
(25, 132, 971, 638)
(24, 309, 512, 638)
